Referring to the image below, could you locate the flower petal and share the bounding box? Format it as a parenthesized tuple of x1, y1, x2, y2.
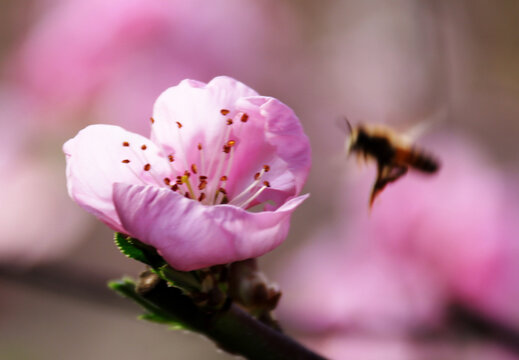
(151, 76, 311, 207)
(64, 124, 171, 231)
(113, 182, 308, 271)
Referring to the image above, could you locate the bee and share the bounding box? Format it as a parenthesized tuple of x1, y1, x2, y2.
(344, 120, 440, 207)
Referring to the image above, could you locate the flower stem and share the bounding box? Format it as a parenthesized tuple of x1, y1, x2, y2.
(110, 277, 327, 360)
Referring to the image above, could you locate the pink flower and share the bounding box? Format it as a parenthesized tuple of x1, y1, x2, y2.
(8, 0, 297, 135)
(64, 76, 311, 271)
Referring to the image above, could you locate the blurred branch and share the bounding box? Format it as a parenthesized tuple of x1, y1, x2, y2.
(0, 263, 134, 312)
(448, 302, 519, 354)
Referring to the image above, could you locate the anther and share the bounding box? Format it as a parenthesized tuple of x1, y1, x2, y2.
(263, 165, 270, 172)
(176, 121, 183, 128)
(227, 140, 236, 147)
(191, 164, 198, 174)
(122, 141, 130, 147)
(220, 175, 228, 181)
(254, 172, 261, 180)
(122, 159, 130, 163)
(168, 155, 175, 162)
(263, 181, 271, 187)
(141, 144, 147, 150)
(171, 184, 179, 191)
(219, 188, 227, 195)
(199, 175, 208, 181)
(164, 178, 171, 185)
(226, 119, 233, 125)
(198, 181, 207, 190)
(150, 117, 155, 124)
(241, 113, 249, 122)
(144, 164, 151, 171)
(176, 179, 183, 185)
(198, 193, 206, 202)
(220, 109, 230, 116)
(184, 170, 191, 178)
(198, 143, 203, 150)
(223, 145, 231, 153)
(185, 193, 191, 199)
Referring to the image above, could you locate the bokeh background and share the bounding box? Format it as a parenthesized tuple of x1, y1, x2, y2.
(1, 0, 519, 359)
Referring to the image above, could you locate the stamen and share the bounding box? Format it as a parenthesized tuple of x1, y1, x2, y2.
(182, 175, 196, 200)
(141, 144, 147, 150)
(171, 184, 179, 191)
(198, 181, 207, 190)
(198, 192, 206, 202)
(220, 176, 227, 181)
(230, 168, 267, 205)
(191, 164, 198, 174)
(198, 143, 206, 177)
(220, 109, 230, 115)
(144, 164, 151, 171)
(122, 159, 130, 163)
(263, 165, 270, 172)
(150, 117, 155, 124)
(122, 141, 130, 147)
(241, 113, 249, 123)
(168, 155, 175, 162)
(164, 177, 171, 185)
(176, 121, 183, 128)
(237, 185, 268, 209)
(227, 119, 233, 125)
(263, 181, 271, 187)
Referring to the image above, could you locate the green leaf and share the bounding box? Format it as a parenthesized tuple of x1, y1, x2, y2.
(114, 233, 150, 264)
(114, 233, 166, 267)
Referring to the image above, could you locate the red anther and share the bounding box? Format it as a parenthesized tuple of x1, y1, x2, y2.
(198, 193, 206, 202)
(122, 141, 130, 147)
(141, 144, 147, 150)
(176, 121, 183, 128)
(220, 109, 230, 115)
(122, 159, 130, 163)
(191, 164, 198, 174)
(241, 113, 249, 122)
(254, 172, 261, 180)
(168, 155, 175, 162)
(144, 164, 151, 171)
(220, 175, 228, 181)
(164, 178, 171, 185)
(263, 165, 270, 172)
(263, 181, 271, 187)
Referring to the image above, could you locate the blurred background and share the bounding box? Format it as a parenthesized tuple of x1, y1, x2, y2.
(1, 0, 519, 359)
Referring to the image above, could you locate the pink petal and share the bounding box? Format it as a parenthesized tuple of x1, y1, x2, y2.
(113, 182, 308, 271)
(151, 76, 311, 207)
(64, 124, 170, 231)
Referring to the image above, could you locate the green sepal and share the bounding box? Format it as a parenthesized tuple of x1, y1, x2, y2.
(108, 278, 189, 330)
(114, 233, 165, 267)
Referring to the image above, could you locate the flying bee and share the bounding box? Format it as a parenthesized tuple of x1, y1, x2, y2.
(344, 120, 440, 207)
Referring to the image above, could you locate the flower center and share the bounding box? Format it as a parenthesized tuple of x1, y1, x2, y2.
(119, 109, 271, 209)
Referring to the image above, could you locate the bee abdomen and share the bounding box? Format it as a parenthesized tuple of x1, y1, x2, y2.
(406, 149, 439, 173)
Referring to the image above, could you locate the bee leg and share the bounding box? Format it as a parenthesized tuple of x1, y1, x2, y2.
(369, 165, 408, 207)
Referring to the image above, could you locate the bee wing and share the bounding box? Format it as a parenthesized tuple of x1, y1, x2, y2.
(369, 164, 408, 208)
(404, 107, 447, 141)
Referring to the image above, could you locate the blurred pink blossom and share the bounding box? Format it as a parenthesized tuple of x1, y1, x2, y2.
(276, 133, 519, 358)
(7, 0, 296, 134)
(0, 94, 87, 265)
(64, 77, 311, 271)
